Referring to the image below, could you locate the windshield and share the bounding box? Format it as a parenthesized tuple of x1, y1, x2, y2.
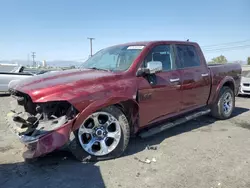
(81, 45, 145, 71)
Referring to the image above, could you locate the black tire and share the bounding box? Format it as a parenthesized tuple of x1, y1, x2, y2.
(68, 105, 130, 162)
(211, 86, 235, 120)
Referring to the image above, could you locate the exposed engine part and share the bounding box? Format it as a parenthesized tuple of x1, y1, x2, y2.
(9, 91, 79, 141)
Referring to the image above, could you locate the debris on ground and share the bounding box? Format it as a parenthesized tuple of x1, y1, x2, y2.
(145, 158, 151, 164)
(134, 157, 157, 164)
(134, 157, 151, 164)
(146, 145, 158, 150)
(152, 158, 157, 163)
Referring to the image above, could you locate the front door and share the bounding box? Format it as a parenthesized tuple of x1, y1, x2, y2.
(138, 44, 182, 127)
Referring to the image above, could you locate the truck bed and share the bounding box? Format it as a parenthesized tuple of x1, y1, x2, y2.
(208, 63, 241, 103)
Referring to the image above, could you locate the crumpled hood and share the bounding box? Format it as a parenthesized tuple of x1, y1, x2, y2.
(9, 69, 121, 102)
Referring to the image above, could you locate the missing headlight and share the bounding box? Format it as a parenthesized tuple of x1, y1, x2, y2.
(9, 94, 79, 139)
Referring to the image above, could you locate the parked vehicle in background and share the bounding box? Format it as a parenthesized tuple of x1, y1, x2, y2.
(7, 40, 241, 162)
(0, 66, 33, 92)
(0, 63, 19, 72)
(0, 66, 58, 92)
(239, 71, 250, 95)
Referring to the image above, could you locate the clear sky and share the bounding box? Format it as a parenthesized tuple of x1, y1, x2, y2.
(0, 0, 249, 62)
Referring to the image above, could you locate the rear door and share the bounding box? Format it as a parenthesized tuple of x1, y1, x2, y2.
(138, 44, 182, 127)
(175, 44, 210, 111)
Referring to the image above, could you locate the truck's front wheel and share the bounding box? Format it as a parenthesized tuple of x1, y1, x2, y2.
(211, 86, 235, 119)
(69, 105, 130, 162)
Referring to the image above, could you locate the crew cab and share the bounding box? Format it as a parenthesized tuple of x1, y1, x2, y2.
(7, 41, 241, 162)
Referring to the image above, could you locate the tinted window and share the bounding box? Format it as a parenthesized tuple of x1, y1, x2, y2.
(176, 45, 200, 68)
(144, 45, 176, 71)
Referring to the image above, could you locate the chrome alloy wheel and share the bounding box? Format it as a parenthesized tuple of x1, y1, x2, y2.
(223, 92, 233, 115)
(78, 112, 121, 156)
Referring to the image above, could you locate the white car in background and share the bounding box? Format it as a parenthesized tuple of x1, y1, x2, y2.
(239, 71, 250, 95)
(0, 66, 61, 93)
(0, 66, 33, 92)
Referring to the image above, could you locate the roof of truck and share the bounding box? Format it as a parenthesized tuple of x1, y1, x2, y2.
(111, 40, 198, 47)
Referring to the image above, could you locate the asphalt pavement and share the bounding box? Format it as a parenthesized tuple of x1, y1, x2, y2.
(0, 95, 249, 188)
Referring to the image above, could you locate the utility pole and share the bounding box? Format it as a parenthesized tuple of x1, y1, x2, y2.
(31, 52, 36, 67)
(87, 37, 95, 57)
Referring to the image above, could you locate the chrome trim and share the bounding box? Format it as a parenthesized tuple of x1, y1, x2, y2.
(201, 73, 209, 77)
(170, 78, 180, 82)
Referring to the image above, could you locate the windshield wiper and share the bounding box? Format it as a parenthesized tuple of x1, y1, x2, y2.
(88, 67, 111, 72)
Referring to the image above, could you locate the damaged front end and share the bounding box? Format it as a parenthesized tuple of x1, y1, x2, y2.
(7, 90, 79, 159)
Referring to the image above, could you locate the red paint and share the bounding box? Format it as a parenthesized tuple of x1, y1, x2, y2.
(179, 57, 211, 111)
(10, 41, 242, 158)
(22, 119, 74, 159)
(138, 70, 182, 126)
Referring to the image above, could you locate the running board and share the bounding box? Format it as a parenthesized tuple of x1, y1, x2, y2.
(139, 109, 211, 138)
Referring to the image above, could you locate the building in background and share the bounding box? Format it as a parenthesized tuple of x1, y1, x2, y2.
(42, 60, 47, 67)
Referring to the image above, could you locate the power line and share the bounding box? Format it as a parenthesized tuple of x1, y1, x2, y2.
(203, 44, 250, 53)
(202, 39, 250, 49)
(202, 39, 250, 47)
(203, 44, 250, 51)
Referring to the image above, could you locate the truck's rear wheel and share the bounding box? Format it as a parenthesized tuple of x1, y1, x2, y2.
(69, 105, 130, 162)
(211, 86, 235, 119)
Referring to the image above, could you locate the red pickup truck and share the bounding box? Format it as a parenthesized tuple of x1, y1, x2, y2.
(8, 41, 241, 162)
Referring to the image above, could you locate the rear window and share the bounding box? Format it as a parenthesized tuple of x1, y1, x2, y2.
(176, 45, 200, 68)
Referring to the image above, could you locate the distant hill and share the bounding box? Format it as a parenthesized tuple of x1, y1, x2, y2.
(0, 59, 86, 67)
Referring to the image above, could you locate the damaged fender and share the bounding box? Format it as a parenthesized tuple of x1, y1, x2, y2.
(8, 116, 75, 159)
(72, 96, 139, 132)
(7, 94, 79, 159)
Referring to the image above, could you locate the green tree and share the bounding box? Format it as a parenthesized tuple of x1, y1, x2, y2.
(209, 55, 228, 64)
(247, 57, 250, 65)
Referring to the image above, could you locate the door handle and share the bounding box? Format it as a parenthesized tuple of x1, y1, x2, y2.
(170, 78, 180, 82)
(201, 73, 209, 77)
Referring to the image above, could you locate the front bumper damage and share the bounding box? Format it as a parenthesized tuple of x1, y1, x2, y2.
(7, 91, 79, 159)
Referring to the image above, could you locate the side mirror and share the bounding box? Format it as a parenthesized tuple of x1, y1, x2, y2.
(146, 61, 163, 74)
(136, 61, 163, 76)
